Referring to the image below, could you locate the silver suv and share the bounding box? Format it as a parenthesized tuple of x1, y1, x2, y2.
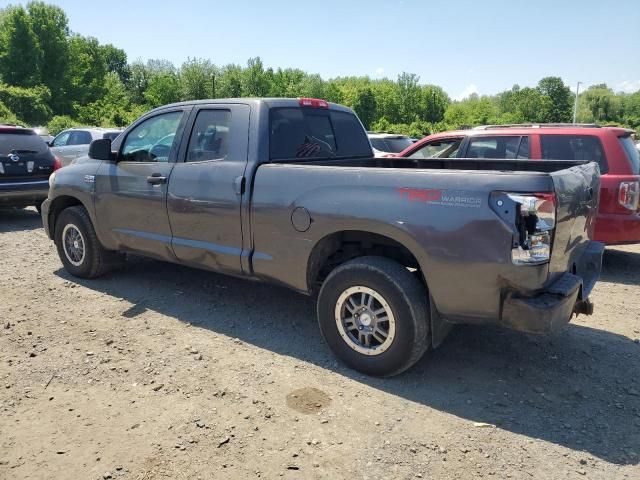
(50, 127, 122, 166)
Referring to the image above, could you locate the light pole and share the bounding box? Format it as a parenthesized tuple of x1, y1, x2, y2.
(573, 81, 582, 124)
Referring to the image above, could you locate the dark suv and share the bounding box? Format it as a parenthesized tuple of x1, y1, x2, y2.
(0, 126, 61, 212)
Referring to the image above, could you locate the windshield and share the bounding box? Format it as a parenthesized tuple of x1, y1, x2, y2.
(270, 108, 371, 160)
(619, 135, 640, 174)
(370, 137, 413, 153)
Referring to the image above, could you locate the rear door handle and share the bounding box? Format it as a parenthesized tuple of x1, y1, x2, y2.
(147, 173, 167, 185)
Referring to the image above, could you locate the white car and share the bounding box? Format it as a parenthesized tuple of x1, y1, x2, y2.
(50, 127, 123, 166)
(367, 133, 414, 157)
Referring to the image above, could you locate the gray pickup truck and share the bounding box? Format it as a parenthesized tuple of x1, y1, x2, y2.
(41, 98, 604, 376)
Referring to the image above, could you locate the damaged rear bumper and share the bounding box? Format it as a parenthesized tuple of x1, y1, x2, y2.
(501, 241, 605, 334)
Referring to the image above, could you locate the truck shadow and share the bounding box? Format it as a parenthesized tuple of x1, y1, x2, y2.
(0, 207, 43, 233)
(55, 250, 640, 466)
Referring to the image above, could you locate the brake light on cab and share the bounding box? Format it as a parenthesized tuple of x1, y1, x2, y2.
(491, 192, 557, 265)
(299, 98, 329, 108)
(618, 181, 639, 211)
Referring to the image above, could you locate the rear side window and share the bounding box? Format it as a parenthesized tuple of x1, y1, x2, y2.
(541, 135, 608, 173)
(270, 108, 371, 160)
(186, 109, 232, 162)
(466, 136, 528, 159)
(409, 137, 462, 159)
(618, 135, 640, 174)
(67, 131, 93, 145)
(0, 131, 48, 154)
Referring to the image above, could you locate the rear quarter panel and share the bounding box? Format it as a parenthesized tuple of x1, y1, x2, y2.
(250, 163, 555, 322)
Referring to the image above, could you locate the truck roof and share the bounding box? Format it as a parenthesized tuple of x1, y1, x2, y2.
(146, 98, 354, 115)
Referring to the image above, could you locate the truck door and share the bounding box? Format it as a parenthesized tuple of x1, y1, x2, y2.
(167, 104, 250, 275)
(94, 108, 190, 260)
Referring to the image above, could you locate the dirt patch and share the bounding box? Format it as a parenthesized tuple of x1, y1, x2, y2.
(286, 387, 331, 414)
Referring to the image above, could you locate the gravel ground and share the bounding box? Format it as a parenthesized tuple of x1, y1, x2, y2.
(1, 207, 639, 480)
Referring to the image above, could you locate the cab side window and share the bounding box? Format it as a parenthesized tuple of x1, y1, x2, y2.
(186, 110, 232, 162)
(409, 138, 462, 159)
(52, 131, 71, 147)
(120, 111, 184, 163)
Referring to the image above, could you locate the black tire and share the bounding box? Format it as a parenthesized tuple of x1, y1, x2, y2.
(317, 256, 429, 377)
(54, 205, 121, 278)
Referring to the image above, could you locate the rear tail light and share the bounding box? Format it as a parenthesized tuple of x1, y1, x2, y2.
(299, 98, 329, 108)
(53, 155, 62, 171)
(493, 192, 556, 265)
(618, 181, 639, 211)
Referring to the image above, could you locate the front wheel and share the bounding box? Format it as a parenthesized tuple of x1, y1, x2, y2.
(54, 205, 121, 278)
(317, 256, 430, 377)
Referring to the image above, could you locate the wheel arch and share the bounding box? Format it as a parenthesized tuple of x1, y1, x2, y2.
(306, 229, 427, 296)
(47, 195, 89, 240)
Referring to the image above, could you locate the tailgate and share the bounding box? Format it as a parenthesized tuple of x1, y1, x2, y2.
(0, 151, 54, 183)
(548, 162, 601, 277)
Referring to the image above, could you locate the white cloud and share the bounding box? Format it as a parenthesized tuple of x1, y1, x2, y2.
(375, 67, 385, 77)
(454, 84, 479, 101)
(616, 80, 640, 94)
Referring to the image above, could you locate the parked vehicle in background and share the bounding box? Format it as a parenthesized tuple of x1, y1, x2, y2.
(397, 124, 640, 245)
(50, 127, 123, 166)
(367, 133, 414, 156)
(42, 99, 603, 377)
(0, 126, 61, 212)
(32, 126, 54, 144)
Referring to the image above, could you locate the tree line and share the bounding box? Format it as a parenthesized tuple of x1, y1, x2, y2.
(1, 2, 639, 137)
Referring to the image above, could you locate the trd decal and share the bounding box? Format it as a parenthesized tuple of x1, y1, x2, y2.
(397, 187, 442, 202)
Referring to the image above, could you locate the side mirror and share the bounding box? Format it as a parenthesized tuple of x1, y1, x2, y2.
(88, 138, 114, 161)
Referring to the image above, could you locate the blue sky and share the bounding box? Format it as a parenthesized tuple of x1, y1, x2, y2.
(10, 0, 640, 99)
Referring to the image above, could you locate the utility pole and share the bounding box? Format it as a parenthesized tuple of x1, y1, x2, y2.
(573, 81, 582, 124)
(211, 73, 216, 98)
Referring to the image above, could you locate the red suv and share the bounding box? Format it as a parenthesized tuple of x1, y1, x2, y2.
(397, 124, 640, 245)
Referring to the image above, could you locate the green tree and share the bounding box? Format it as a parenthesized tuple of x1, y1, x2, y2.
(76, 72, 131, 126)
(26, 1, 69, 113)
(144, 72, 181, 107)
(101, 43, 130, 85)
(0, 100, 20, 124)
(47, 114, 78, 135)
(180, 58, 215, 100)
(420, 85, 449, 123)
(397, 72, 421, 123)
(579, 84, 621, 123)
(217, 64, 243, 98)
(0, 83, 51, 124)
(536, 76, 572, 122)
(0, 6, 42, 87)
(351, 87, 377, 129)
(242, 57, 270, 97)
(66, 35, 107, 112)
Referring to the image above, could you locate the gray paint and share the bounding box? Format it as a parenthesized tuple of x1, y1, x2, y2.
(42, 98, 603, 332)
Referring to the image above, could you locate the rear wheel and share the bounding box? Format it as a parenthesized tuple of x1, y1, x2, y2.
(317, 256, 429, 377)
(54, 206, 121, 278)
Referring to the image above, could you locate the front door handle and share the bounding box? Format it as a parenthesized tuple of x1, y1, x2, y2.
(147, 173, 167, 185)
